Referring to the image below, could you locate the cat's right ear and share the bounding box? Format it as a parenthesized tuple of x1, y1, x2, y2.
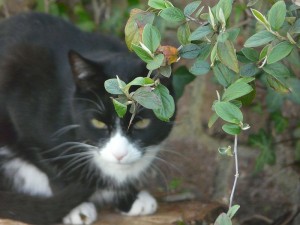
(68, 50, 105, 91)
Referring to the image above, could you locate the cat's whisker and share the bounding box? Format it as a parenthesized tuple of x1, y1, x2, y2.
(51, 124, 80, 138)
(76, 108, 104, 117)
(73, 97, 104, 113)
(90, 90, 106, 110)
(60, 154, 93, 175)
(41, 152, 90, 162)
(148, 163, 169, 192)
(42, 142, 84, 154)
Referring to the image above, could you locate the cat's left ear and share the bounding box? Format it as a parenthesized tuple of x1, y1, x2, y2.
(68, 50, 105, 91)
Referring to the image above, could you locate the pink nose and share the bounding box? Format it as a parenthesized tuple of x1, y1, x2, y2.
(112, 150, 128, 161)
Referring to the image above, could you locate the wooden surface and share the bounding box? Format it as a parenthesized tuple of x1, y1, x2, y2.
(0, 201, 226, 225)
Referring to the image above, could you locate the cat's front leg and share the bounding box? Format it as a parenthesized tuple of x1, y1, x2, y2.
(118, 190, 158, 216)
(63, 202, 97, 225)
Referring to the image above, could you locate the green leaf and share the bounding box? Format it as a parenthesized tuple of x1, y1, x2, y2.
(189, 59, 210, 76)
(263, 63, 290, 79)
(189, 25, 213, 41)
(160, 7, 186, 23)
(172, 66, 196, 101)
(218, 146, 233, 156)
(148, 0, 167, 9)
(213, 62, 237, 87)
(214, 212, 232, 225)
(227, 205, 240, 219)
(132, 86, 162, 109)
(127, 77, 154, 88)
(266, 90, 284, 112)
(251, 8, 271, 30)
(104, 78, 126, 95)
(217, 32, 229, 43)
(266, 75, 290, 94)
(179, 44, 201, 59)
(214, 101, 243, 124)
(142, 24, 161, 53)
(259, 44, 270, 61)
(215, 0, 233, 20)
(240, 63, 260, 77)
(159, 65, 172, 78)
(271, 112, 288, 134)
(217, 40, 239, 73)
(222, 82, 253, 102)
(184, 1, 202, 16)
(112, 98, 127, 118)
(125, 9, 155, 50)
(153, 84, 175, 121)
(177, 23, 191, 45)
(249, 129, 275, 172)
(228, 28, 240, 41)
(291, 18, 300, 34)
(287, 78, 300, 104)
(132, 44, 153, 63)
(268, 1, 286, 31)
(146, 54, 164, 70)
(197, 43, 212, 60)
(241, 47, 259, 62)
(267, 41, 294, 64)
(244, 30, 276, 48)
(222, 123, 241, 135)
(208, 113, 219, 128)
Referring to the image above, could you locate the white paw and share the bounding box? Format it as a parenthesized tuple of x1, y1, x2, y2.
(123, 191, 157, 216)
(63, 202, 97, 225)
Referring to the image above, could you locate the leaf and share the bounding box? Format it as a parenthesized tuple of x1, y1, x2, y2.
(142, 24, 161, 53)
(287, 78, 300, 104)
(184, 1, 202, 16)
(159, 65, 172, 78)
(240, 63, 260, 77)
(291, 18, 300, 34)
(131, 44, 153, 63)
(222, 82, 253, 102)
(222, 123, 241, 135)
(266, 90, 284, 112)
(112, 98, 127, 118)
(104, 78, 126, 95)
(125, 9, 155, 50)
(228, 28, 240, 41)
(271, 112, 288, 134)
(266, 75, 290, 94)
(160, 7, 186, 23)
(259, 44, 270, 61)
(172, 66, 196, 101)
(157, 45, 179, 65)
(148, 0, 167, 9)
(267, 41, 294, 64)
(215, 0, 233, 20)
(227, 205, 240, 219)
(217, 40, 239, 73)
(268, 1, 286, 31)
(249, 129, 275, 172)
(197, 43, 212, 60)
(179, 43, 201, 59)
(127, 77, 154, 87)
(189, 59, 210, 76)
(251, 8, 271, 30)
(146, 54, 164, 70)
(241, 47, 259, 62)
(132, 86, 162, 109)
(244, 30, 276, 48)
(214, 213, 232, 225)
(213, 62, 237, 87)
(218, 146, 233, 156)
(208, 113, 219, 128)
(263, 63, 290, 79)
(153, 84, 175, 121)
(189, 25, 213, 41)
(177, 23, 191, 45)
(214, 101, 243, 124)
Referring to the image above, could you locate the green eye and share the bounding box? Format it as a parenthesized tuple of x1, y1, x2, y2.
(91, 118, 107, 129)
(133, 119, 151, 129)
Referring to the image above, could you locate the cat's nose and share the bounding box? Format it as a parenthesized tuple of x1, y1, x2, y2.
(112, 149, 128, 161)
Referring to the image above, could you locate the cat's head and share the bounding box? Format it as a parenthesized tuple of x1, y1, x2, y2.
(67, 50, 175, 185)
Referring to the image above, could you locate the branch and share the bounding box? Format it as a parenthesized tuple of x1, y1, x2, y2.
(229, 134, 239, 208)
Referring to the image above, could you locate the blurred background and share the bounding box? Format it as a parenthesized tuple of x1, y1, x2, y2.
(0, 0, 299, 224)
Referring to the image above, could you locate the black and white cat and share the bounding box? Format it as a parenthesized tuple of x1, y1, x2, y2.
(0, 12, 175, 225)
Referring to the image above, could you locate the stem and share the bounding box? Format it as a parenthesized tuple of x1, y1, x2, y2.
(229, 134, 239, 208)
(147, 70, 153, 78)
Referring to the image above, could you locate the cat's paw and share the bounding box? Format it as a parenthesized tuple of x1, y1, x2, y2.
(122, 191, 157, 216)
(63, 202, 97, 225)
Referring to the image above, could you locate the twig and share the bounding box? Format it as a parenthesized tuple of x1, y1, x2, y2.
(229, 134, 239, 208)
(2, 0, 9, 18)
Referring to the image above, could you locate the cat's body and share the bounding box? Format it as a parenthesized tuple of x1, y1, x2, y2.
(0, 12, 174, 224)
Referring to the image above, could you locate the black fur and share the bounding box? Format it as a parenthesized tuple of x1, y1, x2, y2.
(0, 12, 174, 224)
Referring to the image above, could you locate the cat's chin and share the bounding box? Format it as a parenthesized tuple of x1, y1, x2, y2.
(92, 146, 160, 184)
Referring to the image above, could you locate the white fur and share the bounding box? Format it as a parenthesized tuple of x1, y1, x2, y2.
(63, 202, 97, 225)
(92, 131, 160, 184)
(89, 189, 116, 204)
(0, 146, 12, 156)
(122, 191, 157, 216)
(3, 157, 52, 197)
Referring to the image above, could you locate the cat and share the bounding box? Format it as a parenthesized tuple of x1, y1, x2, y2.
(0, 12, 175, 225)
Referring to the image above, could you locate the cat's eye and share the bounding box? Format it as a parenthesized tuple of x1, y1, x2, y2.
(133, 119, 151, 129)
(91, 118, 107, 129)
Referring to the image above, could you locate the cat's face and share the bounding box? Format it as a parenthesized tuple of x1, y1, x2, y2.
(68, 51, 174, 185)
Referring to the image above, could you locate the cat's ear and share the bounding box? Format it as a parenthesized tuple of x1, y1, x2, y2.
(68, 50, 105, 91)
